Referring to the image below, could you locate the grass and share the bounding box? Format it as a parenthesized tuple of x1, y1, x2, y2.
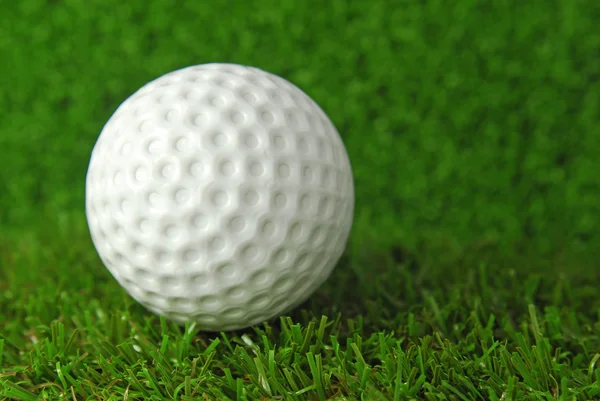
(1, 0, 600, 399)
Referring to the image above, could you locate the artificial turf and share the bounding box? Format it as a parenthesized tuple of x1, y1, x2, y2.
(1, 0, 600, 400)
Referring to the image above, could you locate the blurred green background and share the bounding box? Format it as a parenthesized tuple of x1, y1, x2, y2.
(2, 0, 599, 266)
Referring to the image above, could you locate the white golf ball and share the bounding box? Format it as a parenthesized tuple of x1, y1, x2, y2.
(85, 63, 354, 331)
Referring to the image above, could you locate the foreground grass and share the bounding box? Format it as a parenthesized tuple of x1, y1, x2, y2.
(1, 216, 599, 400)
(2, 311, 599, 400)
(2, 0, 600, 399)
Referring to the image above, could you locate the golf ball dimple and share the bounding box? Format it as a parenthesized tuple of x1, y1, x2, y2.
(85, 63, 354, 331)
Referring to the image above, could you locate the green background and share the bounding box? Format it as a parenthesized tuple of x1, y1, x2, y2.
(3, 0, 599, 256)
(1, 1, 599, 400)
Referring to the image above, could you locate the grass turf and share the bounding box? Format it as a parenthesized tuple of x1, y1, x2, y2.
(1, 0, 600, 399)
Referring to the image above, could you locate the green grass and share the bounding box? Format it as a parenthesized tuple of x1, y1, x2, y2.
(1, 0, 600, 399)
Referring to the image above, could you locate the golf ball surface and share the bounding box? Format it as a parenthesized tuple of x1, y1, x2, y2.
(85, 63, 354, 331)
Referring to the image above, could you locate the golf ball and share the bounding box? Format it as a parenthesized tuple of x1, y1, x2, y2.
(85, 63, 354, 331)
